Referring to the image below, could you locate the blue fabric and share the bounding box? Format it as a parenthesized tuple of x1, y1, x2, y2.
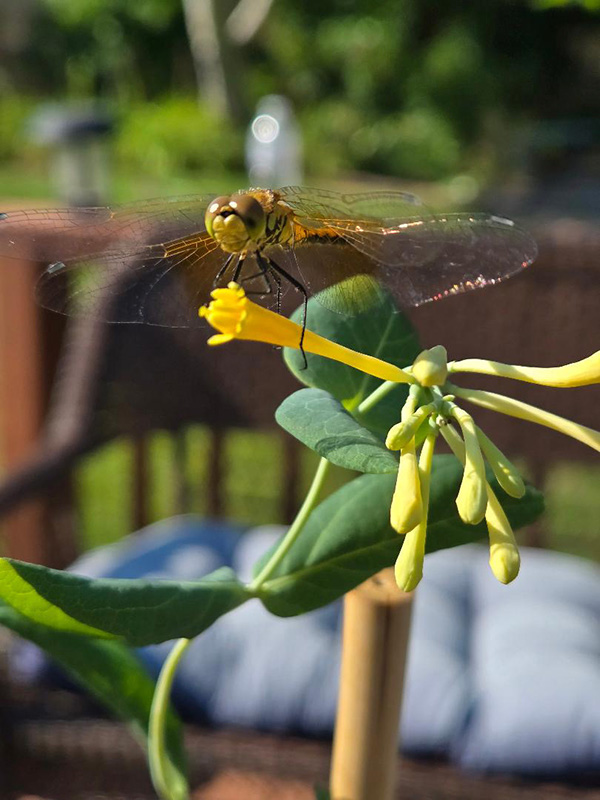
(13, 516, 600, 779)
(457, 548, 600, 777)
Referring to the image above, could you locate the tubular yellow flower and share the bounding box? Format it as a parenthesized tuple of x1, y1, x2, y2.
(200, 284, 413, 384)
(475, 426, 526, 499)
(449, 405, 488, 525)
(411, 346, 449, 387)
(394, 429, 437, 592)
(441, 425, 520, 584)
(449, 384, 600, 453)
(449, 351, 600, 388)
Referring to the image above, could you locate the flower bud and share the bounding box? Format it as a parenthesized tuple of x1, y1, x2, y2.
(450, 406, 487, 524)
(412, 346, 449, 387)
(393, 430, 437, 591)
(476, 427, 526, 499)
(385, 404, 435, 450)
(486, 487, 520, 584)
(394, 521, 425, 592)
(390, 445, 423, 534)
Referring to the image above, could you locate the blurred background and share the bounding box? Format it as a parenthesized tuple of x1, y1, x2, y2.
(0, 1, 599, 797)
(0, 0, 598, 556)
(0, 0, 598, 206)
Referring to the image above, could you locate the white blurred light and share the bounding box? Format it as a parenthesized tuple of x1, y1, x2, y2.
(252, 114, 280, 145)
(246, 95, 303, 187)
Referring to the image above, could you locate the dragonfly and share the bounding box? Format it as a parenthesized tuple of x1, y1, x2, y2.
(0, 187, 537, 330)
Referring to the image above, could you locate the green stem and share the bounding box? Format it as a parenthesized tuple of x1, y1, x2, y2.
(149, 637, 191, 800)
(356, 379, 398, 415)
(250, 371, 408, 594)
(250, 457, 331, 591)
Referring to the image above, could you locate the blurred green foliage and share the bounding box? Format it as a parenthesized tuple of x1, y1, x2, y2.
(74, 430, 600, 564)
(116, 98, 244, 177)
(0, 0, 597, 185)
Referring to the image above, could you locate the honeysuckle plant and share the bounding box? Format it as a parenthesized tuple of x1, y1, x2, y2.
(0, 281, 597, 800)
(201, 283, 598, 592)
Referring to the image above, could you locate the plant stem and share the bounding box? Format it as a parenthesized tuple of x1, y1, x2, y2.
(356, 379, 398, 415)
(250, 456, 331, 591)
(251, 377, 405, 593)
(149, 637, 191, 800)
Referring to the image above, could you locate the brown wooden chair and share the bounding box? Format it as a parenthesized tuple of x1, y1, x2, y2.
(0, 217, 598, 799)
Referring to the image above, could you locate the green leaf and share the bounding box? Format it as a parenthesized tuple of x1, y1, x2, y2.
(276, 388, 398, 473)
(0, 601, 186, 784)
(0, 562, 250, 645)
(257, 455, 544, 616)
(284, 290, 421, 435)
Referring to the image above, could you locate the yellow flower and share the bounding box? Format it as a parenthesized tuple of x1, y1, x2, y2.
(200, 284, 413, 384)
(201, 285, 599, 590)
(449, 384, 600, 453)
(449, 351, 600, 388)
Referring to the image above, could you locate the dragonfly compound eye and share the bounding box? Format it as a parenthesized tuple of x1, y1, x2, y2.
(228, 194, 266, 240)
(205, 195, 231, 239)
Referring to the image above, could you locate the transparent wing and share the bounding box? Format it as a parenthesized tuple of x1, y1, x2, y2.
(0, 195, 215, 260)
(279, 186, 436, 268)
(35, 235, 226, 327)
(279, 186, 426, 221)
(0, 196, 231, 327)
(376, 212, 538, 307)
(274, 193, 537, 313)
(266, 240, 386, 316)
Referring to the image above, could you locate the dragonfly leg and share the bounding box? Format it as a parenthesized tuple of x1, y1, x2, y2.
(240, 255, 274, 297)
(212, 253, 236, 288)
(264, 255, 308, 369)
(232, 255, 246, 284)
(255, 251, 282, 313)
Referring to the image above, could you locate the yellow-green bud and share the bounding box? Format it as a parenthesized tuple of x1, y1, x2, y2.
(412, 346, 449, 387)
(390, 445, 423, 534)
(394, 521, 425, 592)
(393, 430, 437, 592)
(476, 427, 526, 499)
(486, 488, 520, 584)
(450, 406, 487, 524)
(386, 404, 435, 450)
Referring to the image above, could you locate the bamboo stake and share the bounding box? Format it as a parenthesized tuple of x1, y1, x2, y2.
(330, 569, 414, 800)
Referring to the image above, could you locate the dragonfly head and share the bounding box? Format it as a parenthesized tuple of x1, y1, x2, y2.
(205, 193, 266, 253)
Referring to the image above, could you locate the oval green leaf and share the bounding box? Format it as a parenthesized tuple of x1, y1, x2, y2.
(0, 562, 250, 645)
(276, 388, 398, 473)
(284, 289, 422, 436)
(257, 455, 544, 616)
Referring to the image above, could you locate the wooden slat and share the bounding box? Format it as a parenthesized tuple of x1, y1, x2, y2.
(0, 256, 48, 562)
